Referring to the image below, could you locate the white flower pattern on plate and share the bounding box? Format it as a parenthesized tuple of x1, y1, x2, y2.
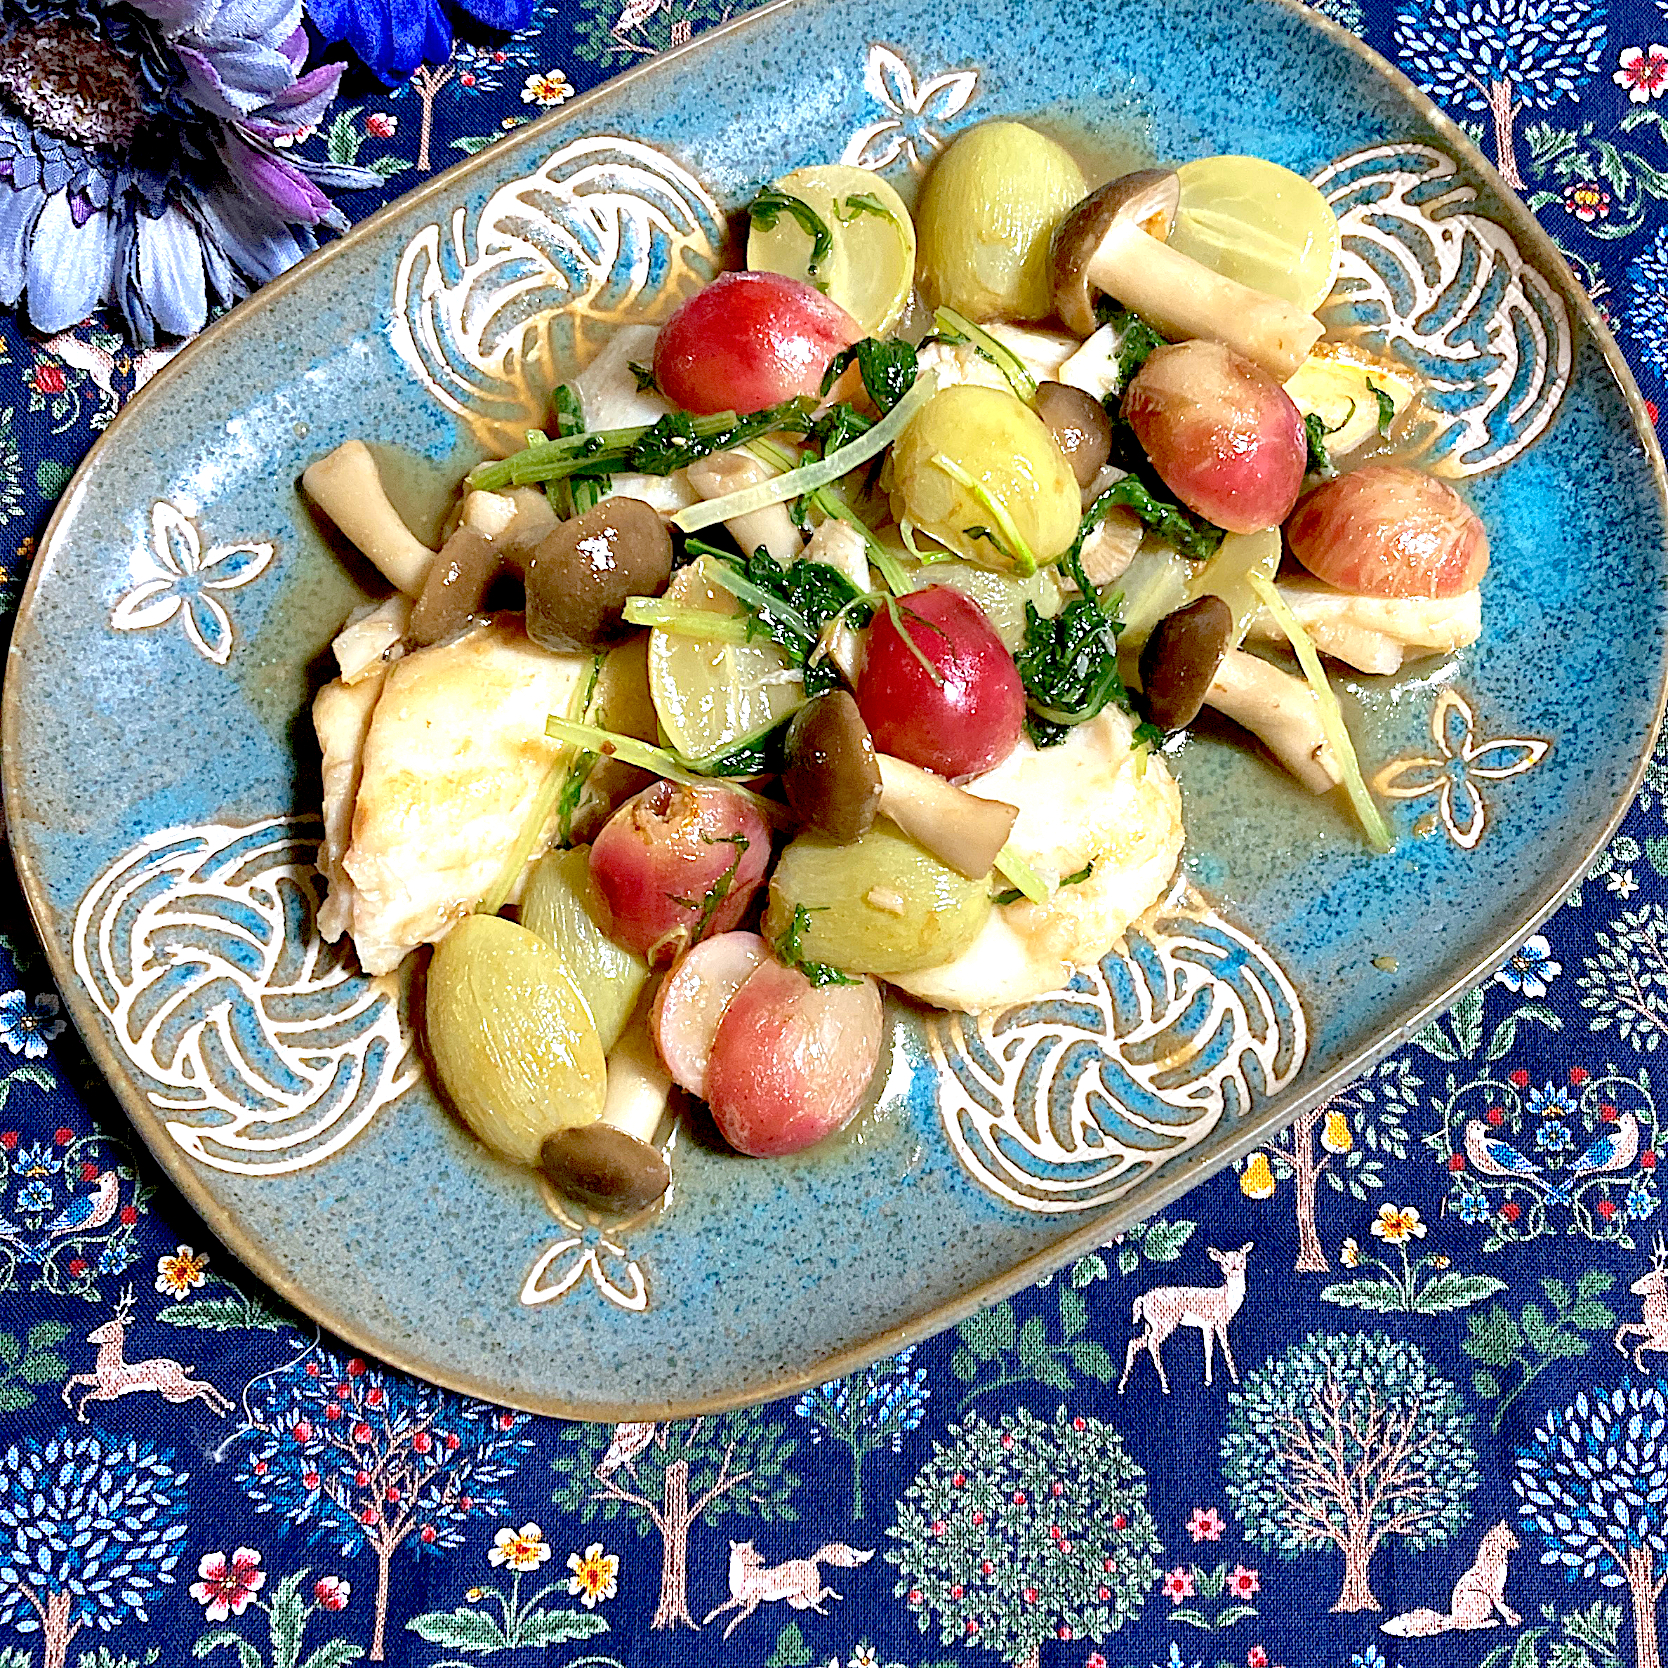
(840, 43, 979, 171)
(1372, 687, 1549, 849)
(110, 501, 274, 666)
(521, 1196, 649, 1312)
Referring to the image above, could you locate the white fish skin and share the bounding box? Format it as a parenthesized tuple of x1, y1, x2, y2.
(341, 616, 590, 974)
(891, 707, 1184, 1013)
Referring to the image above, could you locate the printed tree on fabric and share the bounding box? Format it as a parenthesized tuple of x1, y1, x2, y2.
(0, 1428, 189, 1668)
(549, 1413, 800, 1630)
(231, 1342, 533, 1662)
(887, 1404, 1162, 1668)
(796, 1347, 931, 1519)
(1515, 1377, 1668, 1668)
(1221, 1331, 1478, 1613)
(1392, 0, 1607, 188)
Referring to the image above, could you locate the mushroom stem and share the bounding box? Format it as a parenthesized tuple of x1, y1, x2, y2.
(301, 440, 435, 594)
(1205, 648, 1341, 794)
(875, 754, 1019, 879)
(599, 1004, 673, 1146)
(1085, 222, 1323, 381)
(687, 450, 804, 564)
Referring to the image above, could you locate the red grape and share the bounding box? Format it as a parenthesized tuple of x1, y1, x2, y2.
(649, 931, 769, 1098)
(588, 781, 772, 966)
(653, 272, 862, 415)
(856, 587, 1024, 781)
(1285, 465, 1489, 598)
(1124, 340, 1306, 534)
(704, 959, 884, 1156)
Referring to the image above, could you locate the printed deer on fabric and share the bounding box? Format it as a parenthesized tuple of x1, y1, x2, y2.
(1119, 1242, 1254, 1394)
(61, 1284, 232, 1420)
(1615, 1233, 1668, 1372)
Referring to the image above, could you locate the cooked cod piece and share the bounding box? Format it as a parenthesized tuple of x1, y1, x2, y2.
(916, 323, 1077, 396)
(1244, 578, 1481, 674)
(339, 616, 589, 974)
(573, 325, 698, 517)
(313, 672, 386, 944)
(891, 707, 1184, 1013)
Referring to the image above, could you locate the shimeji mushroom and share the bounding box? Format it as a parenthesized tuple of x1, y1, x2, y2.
(1138, 595, 1234, 732)
(301, 439, 436, 594)
(782, 692, 1018, 878)
(686, 449, 803, 563)
(1205, 648, 1341, 793)
(1049, 171, 1323, 381)
(539, 1007, 673, 1214)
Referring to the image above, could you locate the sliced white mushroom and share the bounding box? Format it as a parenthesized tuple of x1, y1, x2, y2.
(302, 440, 435, 594)
(1205, 648, 1341, 793)
(1057, 321, 1125, 404)
(572, 324, 698, 516)
(687, 449, 803, 564)
(313, 672, 385, 943)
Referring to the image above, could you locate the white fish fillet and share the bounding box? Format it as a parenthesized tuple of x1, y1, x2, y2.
(313, 672, 386, 944)
(1244, 579, 1481, 674)
(573, 324, 697, 515)
(891, 708, 1184, 1013)
(341, 616, 590, 974)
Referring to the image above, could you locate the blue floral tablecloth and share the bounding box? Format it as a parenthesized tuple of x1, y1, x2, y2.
(3, 3, 1668, 1667)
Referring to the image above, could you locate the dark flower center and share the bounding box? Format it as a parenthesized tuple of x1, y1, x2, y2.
(0, 17, 148, 148)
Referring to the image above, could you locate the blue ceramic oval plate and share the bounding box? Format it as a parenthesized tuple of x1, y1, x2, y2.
(5, 0, 1665, 1418)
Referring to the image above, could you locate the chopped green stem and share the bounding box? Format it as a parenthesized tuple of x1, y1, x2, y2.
(992, 847, 1050, 905)
(672, 370, 938, 535)
(621, 596, 752, 641)
(1247, 574, 1394, 853)
(933, 306, 1037, 401)
(746, 187, 834, 280)
(543, 717, 783, 822)
(701, 555, 817, 644)
(929, 453, 1038, 576)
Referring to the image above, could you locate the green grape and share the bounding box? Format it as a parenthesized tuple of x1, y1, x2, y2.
(519, 847, 648, 1052)
(425, 914, 605, 1167)
(890, 385, 1081, 573)
(916, 121, 1087, 321)
(764, 823, 992, 975)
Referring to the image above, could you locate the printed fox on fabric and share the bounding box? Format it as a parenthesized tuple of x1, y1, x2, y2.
(702, 1539, 873, 1639)
(1381, 1523, 1521, 1637)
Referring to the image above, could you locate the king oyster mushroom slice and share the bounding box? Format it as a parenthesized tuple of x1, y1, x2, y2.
(1205, 648, 1341, 794)
(539, 1005, 672, 1214)
(687, 449, 804, 564)
(1049, 170, 1324, 381)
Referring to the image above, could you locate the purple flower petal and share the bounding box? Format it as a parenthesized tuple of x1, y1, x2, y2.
(256, 61, 348, 136)
(222, 139, 333, 224)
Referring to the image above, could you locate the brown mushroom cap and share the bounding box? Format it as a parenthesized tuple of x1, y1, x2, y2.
(1033, 381, 1113, 489)
(1139, 594, 1234, 732)
(1050, 170, 1180, 337)
(408, 526, 507, 648)
(783, 691, 882, 843)
(539, 1124, 671, 1215)
(525, 497, 673, 654)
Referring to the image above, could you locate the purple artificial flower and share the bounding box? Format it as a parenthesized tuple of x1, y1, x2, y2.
(0, 0, 374, 344)
(306, 0, 534, 84)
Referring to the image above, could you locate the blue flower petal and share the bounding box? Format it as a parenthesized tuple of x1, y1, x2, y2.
(135, 207, 209, 339)
(24, 194, 117, 335)
(0, 184, 45, 308)
(453, 0, 534, 28)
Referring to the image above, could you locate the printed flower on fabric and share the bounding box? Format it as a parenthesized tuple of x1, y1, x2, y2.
(0, 0, 374, 345)
(190, 1547, 265, 1620)
(110, 501, 273, 665)
(566, 1542, 618, 1607)
(490, 1522, 550, 1571)
(1340, 1236, 1361, 1266)
(1629, 1179, 1660, 1220)
(156, 1244, 209, 1297)
(1564, 180, 1611, 222)
(1371, 1203, 1426, 1243)
(1495, 934, 1561, 998)
(521, 71, 574, 107)
(1456, 1191, 1489, 1224)
(313, 1574, 350, 1611)
(1187, 1505, 1226, 1542)
(1228, 1565, 1260, 1599)
(307, 0, 534, 83)
(1161, 1567, 1195, 1602)
(1527, 1083, 1577, 1119)
(1617, 44, 1668, 101)
(0, 989, 65, 1058)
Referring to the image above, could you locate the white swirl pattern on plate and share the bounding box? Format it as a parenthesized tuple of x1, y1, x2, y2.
(1313, 142, 1571, 476)
(389, 135, 727, 453)
(930, 885, 1307, 1214)
(72, 818, 417, 1176)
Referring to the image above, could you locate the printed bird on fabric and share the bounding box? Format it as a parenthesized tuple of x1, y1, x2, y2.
(1564, 1111, 1641, 1179)
(595, 1421, 658, 1480)
(1463, 1121, 1543, 1181)
(43, 1171, 120, 1238)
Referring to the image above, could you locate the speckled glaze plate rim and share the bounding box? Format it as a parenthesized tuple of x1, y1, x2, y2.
(5, 0, 1666, 1421)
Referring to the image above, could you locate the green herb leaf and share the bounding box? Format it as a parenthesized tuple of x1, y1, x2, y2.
(1303, 412, 1338, 480)
(710, 549, 871, 696)
(819, 337, 919, 413)
(1014, 550, 1136, 746)
(773, 904, 860, 987)
(550, 383, 605, 513)
(993, 860, 1095, 907)
(1094, 303, 1167, 387)
(628, 360, 659, 393)
(1099, 471, 1225, 563)
(746, 187, 835, 280)
(1366, 378, 1395, 435)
